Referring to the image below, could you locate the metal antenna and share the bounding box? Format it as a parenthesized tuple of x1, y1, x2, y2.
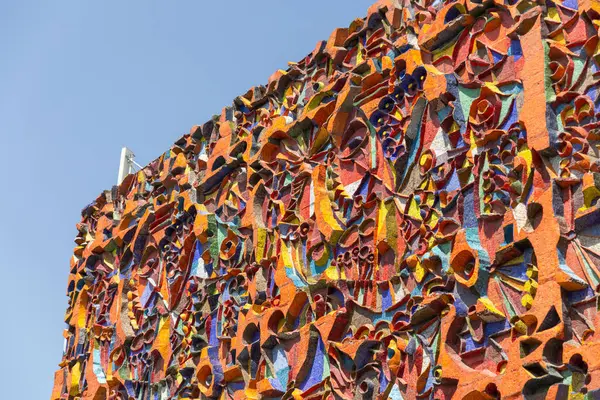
(117, 147, 143, 184)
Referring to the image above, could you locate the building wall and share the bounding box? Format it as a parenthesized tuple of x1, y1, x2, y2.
(53, 0, 600, 398)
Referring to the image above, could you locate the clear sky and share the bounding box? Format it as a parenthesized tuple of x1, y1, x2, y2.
(0, 1, 376, 396)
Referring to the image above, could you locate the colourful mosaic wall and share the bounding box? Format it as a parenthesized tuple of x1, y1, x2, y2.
(53, 0, 600, 398)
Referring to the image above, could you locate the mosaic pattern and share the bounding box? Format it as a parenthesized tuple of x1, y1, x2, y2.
(53, 0, 600, 398)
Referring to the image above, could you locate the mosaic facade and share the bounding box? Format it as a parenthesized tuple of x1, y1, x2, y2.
(53, 0, 600, 398)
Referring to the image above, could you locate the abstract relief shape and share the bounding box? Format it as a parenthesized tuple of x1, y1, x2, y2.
(53, 0, 600, 399)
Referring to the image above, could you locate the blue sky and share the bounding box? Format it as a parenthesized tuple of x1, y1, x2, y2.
(0, 1, 375, 396)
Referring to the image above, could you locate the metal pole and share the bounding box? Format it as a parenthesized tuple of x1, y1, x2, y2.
(117, 147, 135, 185)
